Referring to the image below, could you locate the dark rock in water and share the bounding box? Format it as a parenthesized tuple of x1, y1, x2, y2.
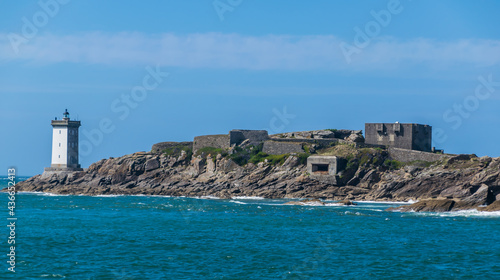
(388, 199, 456, 212)
(339, 200, 357, 206)
(478, 200, 500, 212)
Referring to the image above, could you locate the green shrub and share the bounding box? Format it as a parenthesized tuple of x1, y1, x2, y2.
(230, 154, 248, 166)
(163, 145, 193, 161)
(302, 144, 310, 153)
(297, 153, 310, 165)
(249, 152, 268, 164)
(384, 159, 404, 170)
(228, 144, 263, 166)
(360, 154, 371, 166)
(195, 147, 228, 157)
(346, 158, 358, 170)
(265, 154, 289, 165)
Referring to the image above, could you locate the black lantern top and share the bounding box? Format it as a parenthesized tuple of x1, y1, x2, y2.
(63, 109, 70, 119)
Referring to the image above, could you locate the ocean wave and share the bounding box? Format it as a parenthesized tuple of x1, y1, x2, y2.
(283, 202, 343, 207)
(231, 196, 265, 200)
(353, 200, 414, 204)
(436, 210, 500, 218)
(229, 200, 248, 205)
(195, 196, 221, 200)
(17, 191, 70, 196)
(130, 194, 172, 197)
(399, 209, 500, 218)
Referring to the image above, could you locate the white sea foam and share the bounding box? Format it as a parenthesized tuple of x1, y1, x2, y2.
(438, 210, 500, 218)
(405, 209, 500, 218)
(323, 203, 344, 207)
(16, 191, 44, 195)
(197, 195, 220, 200)
(353, 200, 413, 204)
(129, 194, 172, 198)
(18, 191, 70, 196)
(231, 196, 265, 200)
(284, 202, 340, 207)
(95, 194, 124, 197)
(40, 274, 66, 278)
(229, 200, 248, 205)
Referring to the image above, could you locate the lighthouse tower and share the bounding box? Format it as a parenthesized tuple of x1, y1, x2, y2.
(45, 109, 83, 171)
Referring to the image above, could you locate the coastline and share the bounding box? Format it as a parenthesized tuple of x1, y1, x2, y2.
(8, 138, 500, 213)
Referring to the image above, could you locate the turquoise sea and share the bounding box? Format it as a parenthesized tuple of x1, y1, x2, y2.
(1, 177, 499, 279)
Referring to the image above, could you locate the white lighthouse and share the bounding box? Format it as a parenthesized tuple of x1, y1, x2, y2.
(45, 109, 83, 171)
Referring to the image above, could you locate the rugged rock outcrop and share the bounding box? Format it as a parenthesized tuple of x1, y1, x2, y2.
(387, 199, 456, 212)
(271, 129, 364, 142)
(12, 144, 500, 212)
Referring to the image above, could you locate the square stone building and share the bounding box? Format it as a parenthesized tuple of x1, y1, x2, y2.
(307, 156, 340, 176)
(365, 123, 432, 152)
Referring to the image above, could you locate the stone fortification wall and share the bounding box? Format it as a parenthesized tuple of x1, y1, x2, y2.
(388, 147, 451, 163)
(270, 138, 339, 146)
(151, 142, 193, 153)
(193, 135, 230, 153)
(230, 130, 269, 145)
(262, 141, 305, 155)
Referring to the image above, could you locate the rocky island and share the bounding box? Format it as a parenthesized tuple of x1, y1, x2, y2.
(13, 127, 500, 212)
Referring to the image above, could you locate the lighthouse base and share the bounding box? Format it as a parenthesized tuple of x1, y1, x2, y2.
(44, 167, 84, 172)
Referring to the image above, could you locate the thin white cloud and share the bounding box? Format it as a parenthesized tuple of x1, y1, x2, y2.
(1, 32, 500, 70)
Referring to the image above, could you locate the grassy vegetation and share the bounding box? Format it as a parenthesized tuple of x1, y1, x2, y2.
(302, 144, 310, 153)
(187, 143, 301, 167)
(195, 147, 228, 158)
(345, 156, 358, 170)
(265, 154, 289, 165)
(383, 159, 404, 170)
(228, 144, 264, 166)
(383, 159, 437, 170)
(162, 144, 193, 161)
(221, 143, 310, 166)
(317, 143, 359, 158)
(297, 153, 310, 165)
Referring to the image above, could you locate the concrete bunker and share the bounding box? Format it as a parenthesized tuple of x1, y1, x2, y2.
(307, 156, 339, 176)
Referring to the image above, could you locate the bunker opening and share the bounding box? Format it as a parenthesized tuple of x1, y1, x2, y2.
(312, 163, 329, 174)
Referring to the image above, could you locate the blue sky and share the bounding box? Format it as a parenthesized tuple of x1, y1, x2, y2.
(1, 0, 500, 176)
